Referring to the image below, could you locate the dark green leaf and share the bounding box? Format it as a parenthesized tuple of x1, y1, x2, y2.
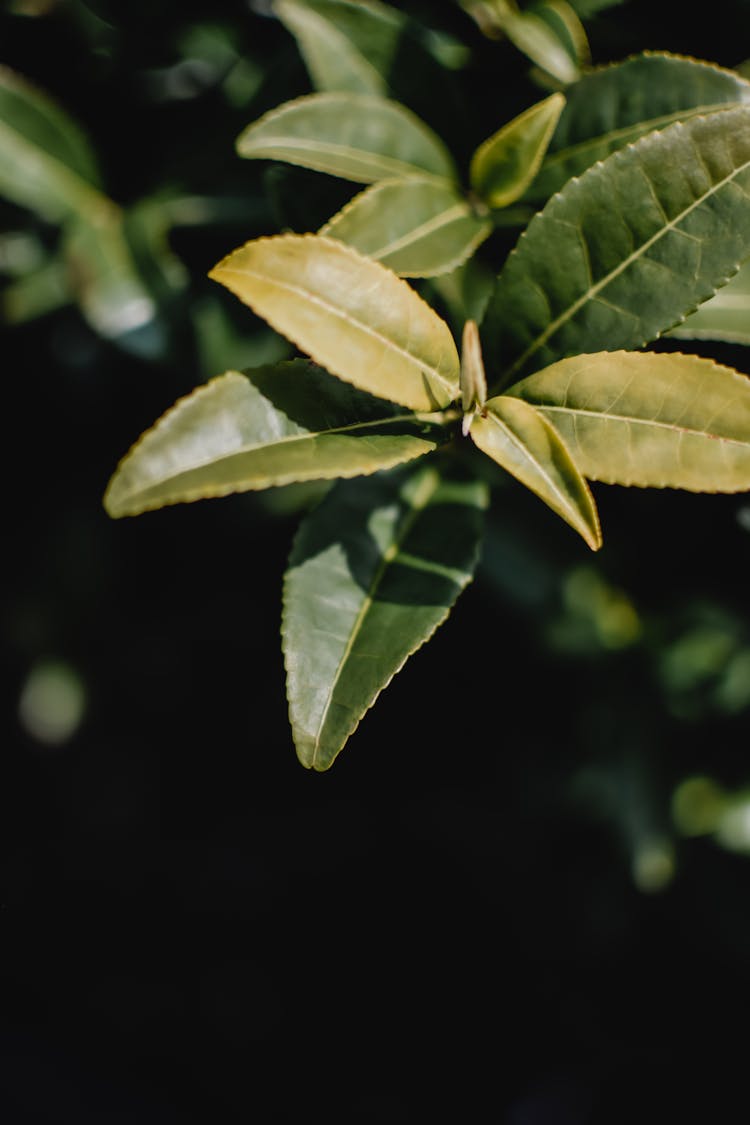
(282, 460, 488, 769)
(483, 106, 750, 390)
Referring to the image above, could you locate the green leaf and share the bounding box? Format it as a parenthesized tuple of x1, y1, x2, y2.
(470, 92, 565, 209)
(460, 319, 488, 426)
(470, 394, 601, 549)
(2, 257, 71, 323)
(103, 361, 447, 518)
(0, 65, 105, 222)
(483, 106, 750, 390)
(63, 211, 165, 359)
(319, 177, 491, 277)
(506, 350, 750, 491)
(670, 259, 750, 346)
(527, 52, 750, 202)
(464, 0, 579, 84)
(235, 91, 456, 184)
(209, 233, 461, 410)
(282, 460, 488, 770)
(273, 0, 403, 94)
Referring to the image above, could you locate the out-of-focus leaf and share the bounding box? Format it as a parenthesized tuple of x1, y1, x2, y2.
(104, 361, 446, 518)
(2, 257, 70, 323)
(670, 259, 750, 346)
(470, 393, 601, 549)
(191, 294, 292, 380)
(282, 460, 488, 770)
(527, 53, 750, 202)
(235, 91, 456, 183)
(429, 255, 495, 337)
(506, 350, 750, 491)
(460, 0, 579, 84)
(0, 65, 104, 222)
(63, 210, 164, 358)
(470, 92, 564, 209)
(483, 106, 750, 390)
(209, 233, 461, 410)
(566, 0, 626, 13)
(320, 177, 491, 277)
(530, 1, 589, 69)
(273, 0, 403, 94)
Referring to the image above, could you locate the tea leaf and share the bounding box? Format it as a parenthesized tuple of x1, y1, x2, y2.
(507, 350, 750, 491)
(209, 234, 461, 410)
(236, 91, 456, 183)
(670, 259, 750, 345)
(470, 92, 565, 209)
(282, 461, 487, 770)
(104, 361, 447, 518)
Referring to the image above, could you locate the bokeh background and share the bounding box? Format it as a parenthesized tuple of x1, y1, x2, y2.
(5, 1, 750, 1120)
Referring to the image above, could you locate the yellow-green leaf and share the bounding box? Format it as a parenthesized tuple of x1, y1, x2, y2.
(506, 350, 750, 491)
(104, 361, 446, 518)
(209, 234, 460, 411)
(320, 177, 491, 277)
(470, 393, 601, 549)
(460, 319, 487, 434)
(470, 92, 565, 209)
(235, 91, 456, 184)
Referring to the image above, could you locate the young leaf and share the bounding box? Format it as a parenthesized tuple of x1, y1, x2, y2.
(460, 319, 487, 434)
(209, 233, 461, 410)
(469, 394, 601, 550)
(282, 460, 488, 770)
(0, 65, 104, 222)
(470, 92, 565, 210)
(461, 0, 579, 84)
(273, 0, 403, 95)
(670, 259, 750, 346)
(320, 177, 492, 277)
(527, 52, 750, 202)
(235, 92, 456, 184)
(103, 361, 448, 518)
(482, 105, 750, 389)
(506, 350, 750, 491)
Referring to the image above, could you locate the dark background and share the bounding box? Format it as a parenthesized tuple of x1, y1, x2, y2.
(4, 2, 750, 1121)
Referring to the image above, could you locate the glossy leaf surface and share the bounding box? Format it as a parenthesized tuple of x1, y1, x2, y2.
(527, 52, 750, 202)
(320, 177, 491, 277)
(273, 0, 402, 94)
(0, 65, 103, 221)
(507, 350, 750, 490)
(670, 260, 750, 345)
(470, 93, 565, 209)
(470, 394, 601, 549)
(209, 234, 461, 410)
(483, 106, 750, 389)
(282, 461, 488, 770)
(235, 92, 456, 184)
(104, 362, 447, 518)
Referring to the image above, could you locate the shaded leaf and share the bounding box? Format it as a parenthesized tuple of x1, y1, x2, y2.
(2, 257, 70, 323)
(273, 0, 402, 94)
(104, 361, 447, 518)
(320, 177, 491, 277)
(209, 233, 461, 410)
(235, 91, 456, 184)
(527, 52, 750, 202)
(470, 92, 565, 209)
(470, 393, 601, 549)
(461, 0, 579, 84)
(506, 350, 750, 491)
(483, 106, 750, 390)
(670, 259, 750, 345)
(282, 460, 488, 770)
(0, 65, 104, 221)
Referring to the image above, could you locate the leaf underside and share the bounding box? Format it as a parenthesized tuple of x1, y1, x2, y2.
(483, 105, 750, 389)
(282, 461, 488, 770)
(209, 233, 461, 411)
(104, 361, 448, 518)
(507, 349, 750, 490)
